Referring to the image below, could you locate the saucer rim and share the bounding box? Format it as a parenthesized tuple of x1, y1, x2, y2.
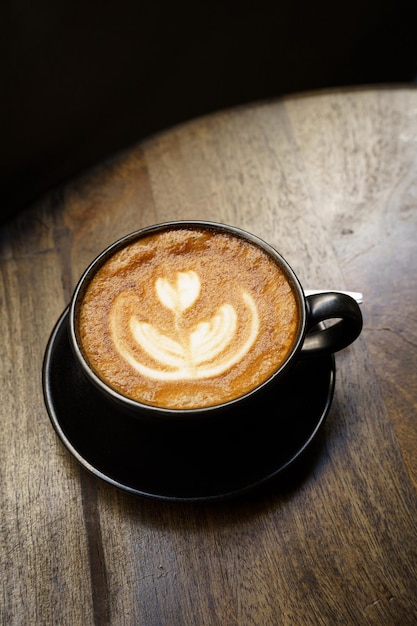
(42, 308, 336, 502)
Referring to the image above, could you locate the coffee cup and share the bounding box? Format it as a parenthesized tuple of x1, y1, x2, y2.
(68, 221, 362, 425)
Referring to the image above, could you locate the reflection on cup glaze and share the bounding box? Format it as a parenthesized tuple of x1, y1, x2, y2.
(110, 271, 259, 381)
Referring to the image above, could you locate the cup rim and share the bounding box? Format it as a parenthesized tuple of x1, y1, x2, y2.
(69, 220, 307, 418)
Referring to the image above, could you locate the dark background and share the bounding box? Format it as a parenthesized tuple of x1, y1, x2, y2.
(1, 0, 416, 224)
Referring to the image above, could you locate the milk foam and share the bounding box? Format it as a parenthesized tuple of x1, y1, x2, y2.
(78, 227, 299, 409)
(110, 271, 260, 381)
(155, 271, 200, 313)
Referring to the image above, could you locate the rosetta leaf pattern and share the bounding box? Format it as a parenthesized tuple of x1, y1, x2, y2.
(111, 272, 260, 381)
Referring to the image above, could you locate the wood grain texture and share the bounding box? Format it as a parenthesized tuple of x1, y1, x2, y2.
(1, 87, 417, 625)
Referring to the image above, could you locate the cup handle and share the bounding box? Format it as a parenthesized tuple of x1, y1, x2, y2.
(301, 292, 363, 356)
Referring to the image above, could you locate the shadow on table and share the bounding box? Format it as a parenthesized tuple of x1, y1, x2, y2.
(2, 0, 416, 225)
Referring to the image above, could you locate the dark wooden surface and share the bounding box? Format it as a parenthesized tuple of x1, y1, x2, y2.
(2, 0, 416, 221)
(1, 87, 417, 625)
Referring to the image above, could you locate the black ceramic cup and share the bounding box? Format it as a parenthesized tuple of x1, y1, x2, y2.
(68, 221, 362, 426)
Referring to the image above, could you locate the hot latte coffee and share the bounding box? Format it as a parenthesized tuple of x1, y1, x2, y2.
(77, 225, 300, 409)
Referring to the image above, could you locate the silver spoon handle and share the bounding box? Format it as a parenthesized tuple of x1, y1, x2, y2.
(304, 289, 363, 304)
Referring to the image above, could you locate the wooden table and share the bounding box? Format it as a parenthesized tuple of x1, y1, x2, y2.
(1, 87, 417, 625)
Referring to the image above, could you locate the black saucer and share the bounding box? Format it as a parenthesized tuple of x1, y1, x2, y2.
(42, 309, 335, 502)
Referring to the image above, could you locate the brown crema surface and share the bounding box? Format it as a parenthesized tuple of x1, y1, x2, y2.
(78, 227, 299, 409)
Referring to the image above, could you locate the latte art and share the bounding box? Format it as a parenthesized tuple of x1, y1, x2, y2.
(110, 271, 259, 380)
(77, 227, 299, 409)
